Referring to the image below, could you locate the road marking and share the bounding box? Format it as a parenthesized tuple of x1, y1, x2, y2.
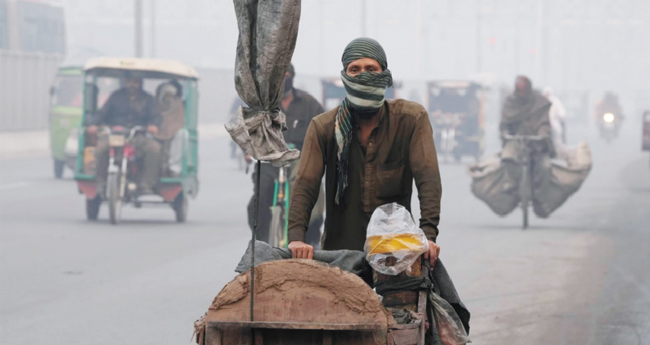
(0, 182, 29, 190)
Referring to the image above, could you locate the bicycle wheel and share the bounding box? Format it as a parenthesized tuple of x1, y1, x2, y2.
(268, 205, 283, 247)
(520, 163, 530, 230)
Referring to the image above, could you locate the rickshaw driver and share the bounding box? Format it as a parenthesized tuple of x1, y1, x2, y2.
(287, 38, 442, 266)
(87, 76, 163, 196)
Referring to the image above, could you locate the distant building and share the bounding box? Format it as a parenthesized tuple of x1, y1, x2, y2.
(0, 0, 65, 53)
(0, 0, 65, 131)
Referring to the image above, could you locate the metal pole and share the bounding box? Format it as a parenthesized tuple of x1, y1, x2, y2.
(248, 159, 261, 344)
(535, 0, 543, 84)
(135, 0, 143, 57)
(476, 0, 481, 74)
(414, 0, 422, 78)
(150, 0, 156, 58)
(514, 3, 520, 77)
(250, 160, 261, 322)
(361, 0, 366, 36)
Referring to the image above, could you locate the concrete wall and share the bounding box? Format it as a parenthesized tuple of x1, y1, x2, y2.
(0, 50, 62, 131)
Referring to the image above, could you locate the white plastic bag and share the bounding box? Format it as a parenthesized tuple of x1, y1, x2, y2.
(431, 292, 471, 344)
(364, 203, 429, 275)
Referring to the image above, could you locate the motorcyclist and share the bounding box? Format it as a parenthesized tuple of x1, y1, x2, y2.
(594, 92, 624, 122)
(247, 63, 325, 246)
(500, 76, 553, 192)
(87, 75, 163, 196)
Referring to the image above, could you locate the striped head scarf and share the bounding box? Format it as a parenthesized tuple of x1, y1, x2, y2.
(334, 38, 392, 205)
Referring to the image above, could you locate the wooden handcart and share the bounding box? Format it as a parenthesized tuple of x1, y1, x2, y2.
(195, 258, 429, 345)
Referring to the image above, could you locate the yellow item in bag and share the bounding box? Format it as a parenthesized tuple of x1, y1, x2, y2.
(366, 233, 428, 255)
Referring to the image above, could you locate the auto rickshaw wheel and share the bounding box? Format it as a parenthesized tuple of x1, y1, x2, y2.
(173, 192, 188, 223)
(86, 196, 101, 220)
(54, 159, 65, 179)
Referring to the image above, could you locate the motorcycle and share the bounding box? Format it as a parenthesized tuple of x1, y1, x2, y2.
(598, 112, 621, 143)
(104, 126, 149, 224)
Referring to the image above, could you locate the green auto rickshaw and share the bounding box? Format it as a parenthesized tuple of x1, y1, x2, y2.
(50, 66, 84, 178)
(74, 57, 200, 224)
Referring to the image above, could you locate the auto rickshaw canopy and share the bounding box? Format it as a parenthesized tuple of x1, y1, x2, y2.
(84, 57, 199, 80)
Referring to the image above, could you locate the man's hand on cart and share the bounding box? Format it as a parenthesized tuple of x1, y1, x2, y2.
(288, 241, 314, 259)
(423, 240, 440, 267)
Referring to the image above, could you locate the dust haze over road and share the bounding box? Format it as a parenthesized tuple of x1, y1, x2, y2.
(2, 1, 650, 344)
(1, 117, 649, 344)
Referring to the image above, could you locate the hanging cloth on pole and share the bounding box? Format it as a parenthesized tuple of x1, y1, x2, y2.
(225, 0, 301, 166)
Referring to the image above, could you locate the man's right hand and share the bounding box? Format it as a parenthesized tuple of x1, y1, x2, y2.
(288, 241, 314, 259)
(87, 125, 98, 135)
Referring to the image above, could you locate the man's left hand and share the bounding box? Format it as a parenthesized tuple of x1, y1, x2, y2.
(147, 125, 159, 136)
(423, 240, 440, 267)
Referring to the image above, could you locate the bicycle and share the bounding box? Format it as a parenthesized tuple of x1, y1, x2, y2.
(268, 165, 290, 248)
(501, 134, 547, 229)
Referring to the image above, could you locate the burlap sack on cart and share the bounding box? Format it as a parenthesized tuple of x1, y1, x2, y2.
(532, 141, 592, 218)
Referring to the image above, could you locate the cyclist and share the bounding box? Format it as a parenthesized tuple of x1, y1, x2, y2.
(247, 63, 325, 247)
(500, 76, 553, 193)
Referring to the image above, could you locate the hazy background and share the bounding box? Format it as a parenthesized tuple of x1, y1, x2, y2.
(57, 0, 650, 121)
(2, 1, 650, 344)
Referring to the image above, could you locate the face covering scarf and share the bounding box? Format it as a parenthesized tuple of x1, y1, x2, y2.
(333, 37, 393, 205)
(334, 70, 392, 205)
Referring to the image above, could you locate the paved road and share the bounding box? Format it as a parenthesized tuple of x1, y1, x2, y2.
(1, 120, 648, 344)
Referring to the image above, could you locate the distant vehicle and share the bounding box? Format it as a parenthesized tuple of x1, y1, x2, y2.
(75, 57, 200, 224)
(594, 92, 624, 143)
(321, 78, 399, 111)
(50, 66, 83, 178)
(427, 81, 485, 161)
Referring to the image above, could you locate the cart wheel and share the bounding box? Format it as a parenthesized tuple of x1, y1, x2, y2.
(86, 196, 101, 220)
(173, 192, 188, 223)
(107, 173, 122, 225)
(54, 159, 65, 179)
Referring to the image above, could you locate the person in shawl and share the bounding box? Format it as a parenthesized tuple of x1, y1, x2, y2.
(287, 38, 442, 266)
(499, 76, 554, 193)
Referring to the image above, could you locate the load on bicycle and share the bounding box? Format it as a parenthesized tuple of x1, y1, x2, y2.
(469, 76, 592, 228)
(74, 57, 199, 224)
